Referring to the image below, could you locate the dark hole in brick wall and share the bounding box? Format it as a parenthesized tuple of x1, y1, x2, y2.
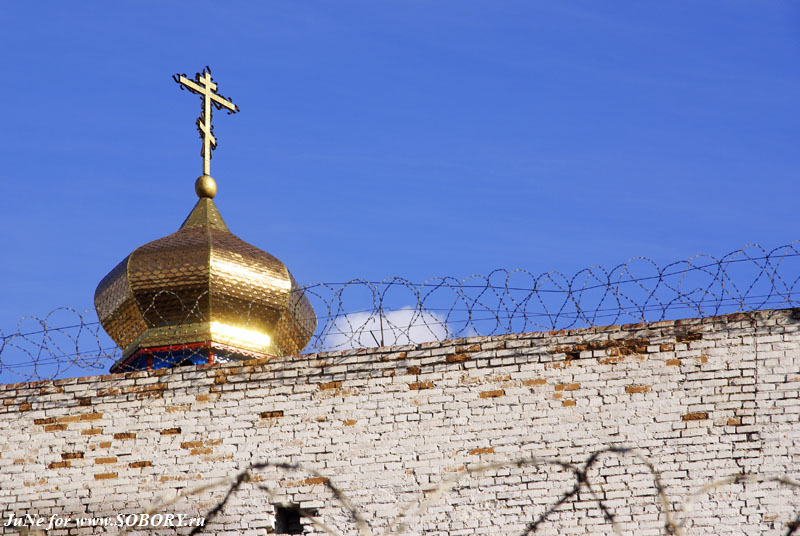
(274, 505, 317, 534)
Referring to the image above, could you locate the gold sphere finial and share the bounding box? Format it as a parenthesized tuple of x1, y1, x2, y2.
(195, 175, 217, 199)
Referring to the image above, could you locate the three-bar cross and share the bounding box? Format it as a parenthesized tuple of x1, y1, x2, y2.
(174, 67, 239, 177)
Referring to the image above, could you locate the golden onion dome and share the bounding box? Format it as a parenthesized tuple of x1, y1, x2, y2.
(95, 176, 316, 372)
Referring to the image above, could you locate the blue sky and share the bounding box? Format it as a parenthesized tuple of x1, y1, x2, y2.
(1, 1, 799, 332)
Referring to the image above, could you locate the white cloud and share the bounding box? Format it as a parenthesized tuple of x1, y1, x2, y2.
(323, 307, 448, 350)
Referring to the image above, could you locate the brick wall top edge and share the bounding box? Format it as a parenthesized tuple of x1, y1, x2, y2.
(0, 307, 794, 393)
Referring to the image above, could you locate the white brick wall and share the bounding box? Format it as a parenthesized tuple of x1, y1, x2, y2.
(0, 308, 798, 535)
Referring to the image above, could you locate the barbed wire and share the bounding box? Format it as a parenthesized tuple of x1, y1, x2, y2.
(12, 446, 799, 535)
(136, 446, 800, 536)
(1, 241, 798, 382)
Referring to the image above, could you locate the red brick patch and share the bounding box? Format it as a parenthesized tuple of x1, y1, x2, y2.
(676, 333, 702, 343)
(34, 418, 56, 425)
(409, 381, 434, 390)
(522, 379, 547, 386)
(302, 477, 328, 486)
(555, 383, 580, 391)
(682, 412, 708, 421)
(480, 389, 505, 399)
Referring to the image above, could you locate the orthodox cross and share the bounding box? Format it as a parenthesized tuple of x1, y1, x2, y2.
(174, 67, 239, 177)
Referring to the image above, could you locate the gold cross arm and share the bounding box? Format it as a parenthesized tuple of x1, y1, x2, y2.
(196, 117, 216, 148)
(174, 67, 240, 177)
(177, 74, 239, 113)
